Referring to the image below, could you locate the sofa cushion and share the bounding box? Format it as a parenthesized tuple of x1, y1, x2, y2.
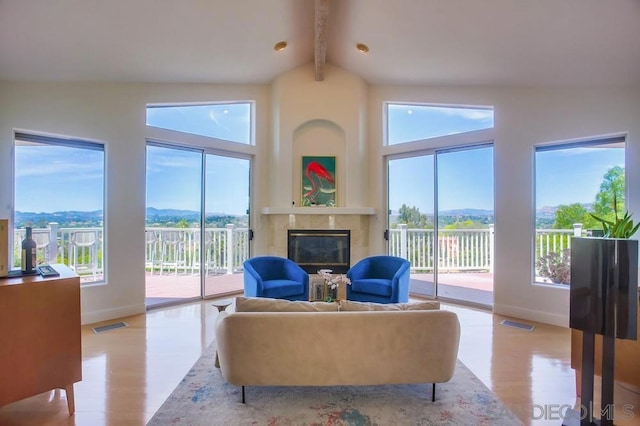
(235, 296, 340, 312)
(262, 279, 305, 298)
(339, 300, 440, 311)
(351, 278, 392, 297)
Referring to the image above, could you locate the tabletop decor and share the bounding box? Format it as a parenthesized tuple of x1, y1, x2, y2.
(318, 268, 350, 302)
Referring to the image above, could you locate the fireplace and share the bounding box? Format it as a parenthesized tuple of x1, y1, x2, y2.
(287, 229, 350, 274)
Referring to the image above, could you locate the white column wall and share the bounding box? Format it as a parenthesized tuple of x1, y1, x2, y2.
(268, 64, 368, 208)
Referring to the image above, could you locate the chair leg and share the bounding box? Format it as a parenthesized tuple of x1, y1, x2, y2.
(242, 386, 245, 403)
(432, 383, 436, 402)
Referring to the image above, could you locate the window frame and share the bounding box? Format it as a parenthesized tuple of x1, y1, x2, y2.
(384, 102, 494, 147)
(13, 130, 107, 285)
(145, 101, 255, 146)
(532, 134, 626, 287)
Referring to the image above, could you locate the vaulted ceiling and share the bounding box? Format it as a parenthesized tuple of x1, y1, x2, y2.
(1, 0, 639, 87)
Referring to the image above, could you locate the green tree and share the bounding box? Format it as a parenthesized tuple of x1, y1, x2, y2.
(553, 203, 597, 229)
(444, 219, 487, 229)
(593, 166, 625, 220)
(176, 218, 191, 228)
(397, 204, 430, 228)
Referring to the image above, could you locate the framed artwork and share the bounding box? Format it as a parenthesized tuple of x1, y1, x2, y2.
(312, 280, 325, 302)
(301, 156, 336, 207)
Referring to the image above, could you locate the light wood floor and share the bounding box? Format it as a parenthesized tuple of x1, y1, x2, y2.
(1, 298, 638, 426)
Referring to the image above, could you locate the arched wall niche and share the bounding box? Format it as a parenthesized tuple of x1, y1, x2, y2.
(292, 118, 346, 207)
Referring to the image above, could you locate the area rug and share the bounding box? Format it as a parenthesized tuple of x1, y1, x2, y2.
(148, 345, 523, 426)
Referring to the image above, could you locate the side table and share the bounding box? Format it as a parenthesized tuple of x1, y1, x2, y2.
(211, 298, 234, 313)
(212, 298, 234, 368)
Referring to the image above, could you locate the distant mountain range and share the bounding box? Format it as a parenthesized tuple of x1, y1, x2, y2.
(438, 208, 494, 217)
(146, 207, 199, 217)
(15, 208, 241, 228)
(16, 204, 577, 227)
(535, 203, 593, 219)
(16, 210, 103, 224)
(146, 208, 238, 217)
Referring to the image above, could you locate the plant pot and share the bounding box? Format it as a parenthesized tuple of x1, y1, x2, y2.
(570, 237, 638, 339)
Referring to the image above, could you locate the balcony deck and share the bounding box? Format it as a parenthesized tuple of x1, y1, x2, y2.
(145, 271, 494, 307)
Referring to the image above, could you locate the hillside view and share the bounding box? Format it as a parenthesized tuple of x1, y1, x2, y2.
(14, 206, 575, 230)
(15, 208, 249, 229)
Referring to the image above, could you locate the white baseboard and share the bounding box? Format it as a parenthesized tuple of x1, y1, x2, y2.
(494, 303, 569, 328)
(81, 303, 145, 326)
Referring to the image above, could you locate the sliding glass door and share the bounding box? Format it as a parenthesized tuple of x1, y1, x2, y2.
(387, 145, 494, 306)
(388, 155, 435, 298)
(145, 144, 202, 304)
(145, 145, 250, 306)
(436, 145, 494, 305)
(203, 154, 250, 297)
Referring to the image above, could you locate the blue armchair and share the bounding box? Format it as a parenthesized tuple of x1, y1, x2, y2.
(346, 256, 410, 303)
(243, 256, 309, 301)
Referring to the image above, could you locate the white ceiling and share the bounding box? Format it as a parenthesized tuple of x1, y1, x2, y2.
(1, 0, 639, 87)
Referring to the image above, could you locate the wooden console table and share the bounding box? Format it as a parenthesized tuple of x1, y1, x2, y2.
(571, 296, 640, 395)
(0, 264, 81, 414)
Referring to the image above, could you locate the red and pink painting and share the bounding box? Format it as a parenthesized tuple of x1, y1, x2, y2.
(301, 156, 336, 207)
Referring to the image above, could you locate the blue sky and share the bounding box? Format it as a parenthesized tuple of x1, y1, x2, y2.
(14, 104, 624, 218)
(15, 144, 104, 212)
(145, 145, 250, 215)
(535, 146, 624, 208)
(388, 146, 494, 213)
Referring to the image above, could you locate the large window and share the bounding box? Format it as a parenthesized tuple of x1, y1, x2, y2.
(534, 136, 625, 285)
(14, 132, 105, 283)
(146, 102, 253, 144)
(144, 102, 253, 307)
(386, 103, 494, 145)
(385, 102, 495, 306)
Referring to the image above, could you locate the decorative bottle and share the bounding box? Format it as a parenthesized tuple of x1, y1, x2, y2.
(21, 227, 37, 273)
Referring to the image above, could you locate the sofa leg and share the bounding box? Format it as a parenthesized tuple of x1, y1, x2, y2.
(242, 386, 245, 403)
(432, 383, 436, 402)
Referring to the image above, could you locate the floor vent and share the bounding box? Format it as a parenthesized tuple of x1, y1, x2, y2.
(93, 321, 128, 334)
(500, 319, 535, 332)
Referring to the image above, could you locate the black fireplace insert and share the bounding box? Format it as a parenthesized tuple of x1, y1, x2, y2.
(287, 229, 350, 274)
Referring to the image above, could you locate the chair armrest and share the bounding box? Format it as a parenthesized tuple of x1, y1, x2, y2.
(283, 262, 308, 283)
(243, 261, 263, 296)
(390, 260, 411, 303)
(346, 259, 369, 281)
(282, 261, 310, 300)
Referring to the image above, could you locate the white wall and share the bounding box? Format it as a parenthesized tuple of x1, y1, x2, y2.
(1, 73, 638, 327)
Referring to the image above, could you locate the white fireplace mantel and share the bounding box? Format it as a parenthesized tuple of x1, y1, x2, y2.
(260, 207, 376, 215)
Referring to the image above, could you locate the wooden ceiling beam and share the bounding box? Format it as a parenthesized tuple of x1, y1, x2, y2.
(314, 0, 329, 81)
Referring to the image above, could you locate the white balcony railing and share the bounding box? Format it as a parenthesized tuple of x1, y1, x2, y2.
(13, 223, 249, 282)
(389, 223, 584, 273)
(388, 225, 495, 272)
(13, 222, 585, 281)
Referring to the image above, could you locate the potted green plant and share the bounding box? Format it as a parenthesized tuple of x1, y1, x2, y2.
(589, 193, 640, 238)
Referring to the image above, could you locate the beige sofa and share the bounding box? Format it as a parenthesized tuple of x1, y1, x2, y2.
(215, 297, 461, 403)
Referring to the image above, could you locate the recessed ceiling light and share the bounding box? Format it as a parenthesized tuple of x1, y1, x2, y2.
(356, 43, 369, 53)
(274, 41, 287, 51)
